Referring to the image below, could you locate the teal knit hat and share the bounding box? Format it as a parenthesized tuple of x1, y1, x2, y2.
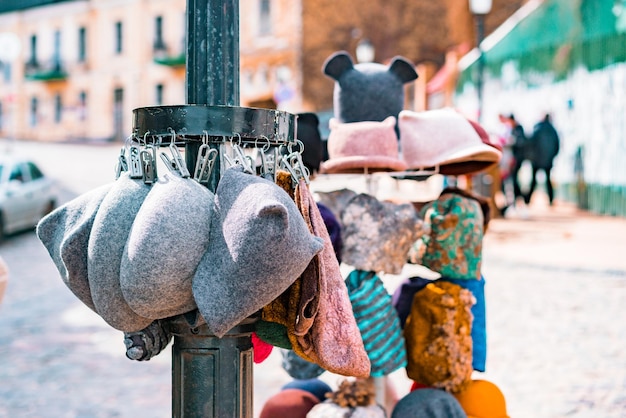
(415, 192, 484, 280)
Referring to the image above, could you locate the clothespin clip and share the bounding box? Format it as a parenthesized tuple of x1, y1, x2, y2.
(115, 147, 129, 179)
(193, 144, 218, 185)
(140, 146, 157, 185)
(128, 145, 143, 179)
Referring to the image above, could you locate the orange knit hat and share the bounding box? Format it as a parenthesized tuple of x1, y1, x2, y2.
(452, 379, 509, 418)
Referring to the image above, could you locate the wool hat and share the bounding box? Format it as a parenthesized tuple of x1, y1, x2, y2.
(252, 332, 274, 363)
(192, 167, 324, 337)
(341, 193, 421, 274)
(399, 108, 501, 175)
(391, 388, 468, 418)
(315, 188, 357, 227)
(281, 349, 326, 380)
(320, 117, 408, 174)
(391, 276, 433, 328)
(440, 276, 487, 372)
(415, 192, 485, 280)
(404, 281, 474, 393)
(259, 388, 320, 418)
(296, 112, 324, 174)
(316, 202, 343, 264)
(36, 182, 113, 312)
(282, 379, 333, 402)
(323, 51, 418, 125)
(88, 173, 153, 332)
(120, 173, 214, 320)
(452, 380, 509, 418)
(306, 378, 386, 418)
(345, 270, 407, 377)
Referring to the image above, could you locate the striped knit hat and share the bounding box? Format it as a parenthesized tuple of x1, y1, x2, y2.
(345, 269, 407, 377)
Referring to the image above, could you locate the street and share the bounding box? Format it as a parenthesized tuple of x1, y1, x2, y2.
(1, 140, 626, 417)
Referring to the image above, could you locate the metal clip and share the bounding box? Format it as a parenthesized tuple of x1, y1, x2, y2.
(140, 148, 157, 184)
(115, 147, 128, 179)
(193, 145, 218, 185)
(128, 145, 143, 179)
(160, 144, 190, 178)
(232, 142, 255, 174)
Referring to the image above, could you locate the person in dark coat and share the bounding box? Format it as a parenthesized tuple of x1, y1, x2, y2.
(508, 114, 529, 204)
(524, 113, 560, 205)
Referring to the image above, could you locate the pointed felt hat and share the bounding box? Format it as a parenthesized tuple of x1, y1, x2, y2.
(399, 108, 501, 175)
(192, 167, 324, 337)
(320, 116, 408, 174)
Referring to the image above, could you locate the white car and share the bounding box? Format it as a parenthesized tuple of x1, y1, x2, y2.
(0, 156, 57, 240)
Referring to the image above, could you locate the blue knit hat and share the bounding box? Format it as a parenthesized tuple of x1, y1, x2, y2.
(281, 378, 332, 402)
(391, 388, 467, 418)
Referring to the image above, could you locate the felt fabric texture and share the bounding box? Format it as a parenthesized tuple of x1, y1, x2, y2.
(414, 193, 485, 280)
(440, 276, 487, 372)
(391, 276, 433, 328)
(341, 193, 421, 274)
(320, 117, 408, 174)
(282, 379, 332, 402)
(452, 380, 509, 418)
(314, 188, 357, 228)
(281, 349, 325, 380)
(399, 108, 501, 175)
(252, 332, 274, 363)
(317, 202, 343, 264)
(306, 401, 387, 418)
(323, 51, 418, 126)
(255, 320, 292, 349)
(391, 388, 468, 418)
(345, 270, 408, 377)
(88, 173, 153, 332)
(296, 112, 324, 174)
(292, 180, 370, 378)
(404, 281, 474, 393)
(0, 256, 8, 305)
(36, 183, 113, 312)
(259, 388, 319, 418)
(192, 167, 324, 337)
(120, 173, 214, 319)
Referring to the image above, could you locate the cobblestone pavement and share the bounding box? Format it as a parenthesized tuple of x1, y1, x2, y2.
(1, 140, 625, 417)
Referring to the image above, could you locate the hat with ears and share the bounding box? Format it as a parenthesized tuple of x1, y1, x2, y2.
(36, 182, 113, 312)
(452, 379, 509, 418)
(341, 193, 422, 274)
(399, 108, 501, 175)
(259, 388, 320, 418)
(320, 117, 408, 174)
(120, 173, 214, 320)
(88, 172, 153, 332)
(192, 166, 324, 338)
(391, 388, 467, 418)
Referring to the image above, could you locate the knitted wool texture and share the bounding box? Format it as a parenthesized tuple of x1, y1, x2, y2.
(345, 270, 407, 377)
(120, 173, 213, 319)
(391, 388, 467, 418)
(192, 167, 324, 338)
(453, 379, 509, 418)
(88, 173, 153, 332)
(404, 281, 474, 393)
(36, 182, 113, 312)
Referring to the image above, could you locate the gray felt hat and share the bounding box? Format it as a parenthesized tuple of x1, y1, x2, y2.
(36, 183, 114, 311)
(391, 388, 467, 418)
(88, 172, 153, 332)
(192, 167, 324, 337)
(120, 173, 214, 319)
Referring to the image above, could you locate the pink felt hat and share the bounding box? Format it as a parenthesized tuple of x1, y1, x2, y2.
(320, 116, 408, 174)
(399, 108, 501, 175)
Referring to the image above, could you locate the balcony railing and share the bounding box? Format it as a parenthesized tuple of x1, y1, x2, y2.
(24, 59, 68, 81)
(153, 43, 185, 67)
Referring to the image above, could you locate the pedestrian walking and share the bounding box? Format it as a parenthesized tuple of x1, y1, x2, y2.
(524, 113, 560, 205)
(508, 114, 530, 207)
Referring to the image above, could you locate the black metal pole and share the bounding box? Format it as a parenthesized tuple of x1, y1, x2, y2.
(172, 1, 254, 417)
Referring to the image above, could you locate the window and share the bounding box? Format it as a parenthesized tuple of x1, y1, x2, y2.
(78, 91, 87, 121)
(53, 30, 61, 70)
(54, 93, 62, 124)
(154, 16, 165, 50)
(9, 164, 24, 182)
(78, 27, 86, 62)
(26, 162, 43, 181)
(155, 83, 164, 105)
(259, 0, 271, 36)
(28, 34, 38, 66)
(30, 97, 38, 127)
(114, 21, 123, 54)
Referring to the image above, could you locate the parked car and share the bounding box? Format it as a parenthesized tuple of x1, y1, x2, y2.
(0, 156, 57, 240)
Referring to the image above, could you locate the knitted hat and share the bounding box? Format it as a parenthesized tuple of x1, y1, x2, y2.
(36, 182, 113, 312)
(282, 379, 332, 402)
(416, 193, 485, 280)
(345, 270, 407, 377)
(320, 117, 408, 174)
(399, 108, 501, 175)
(88, 173, 153, 332)
(439, 276, 487, 372)
(259, 389, 320, 418)
(341, 193, 421, 274)
(252, 332, 274, 363)
(391, 388, 467, 418)
(192, 167, 324, 337)
(404, 281, 474, 393)
(452, 380, 509, 418)
(120, 173, 214, 319)
(391, 276, 433, 328)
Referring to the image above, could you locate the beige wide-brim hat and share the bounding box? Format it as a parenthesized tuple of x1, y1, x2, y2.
(320, 116, 408, 174)
(399, 108, 501, 175)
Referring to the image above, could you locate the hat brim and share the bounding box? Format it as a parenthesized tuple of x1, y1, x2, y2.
(438, 145, 502, 175)
(320, 156, 408, 174)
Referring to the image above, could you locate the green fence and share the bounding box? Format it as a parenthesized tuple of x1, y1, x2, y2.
(560, 183, 626, 217)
